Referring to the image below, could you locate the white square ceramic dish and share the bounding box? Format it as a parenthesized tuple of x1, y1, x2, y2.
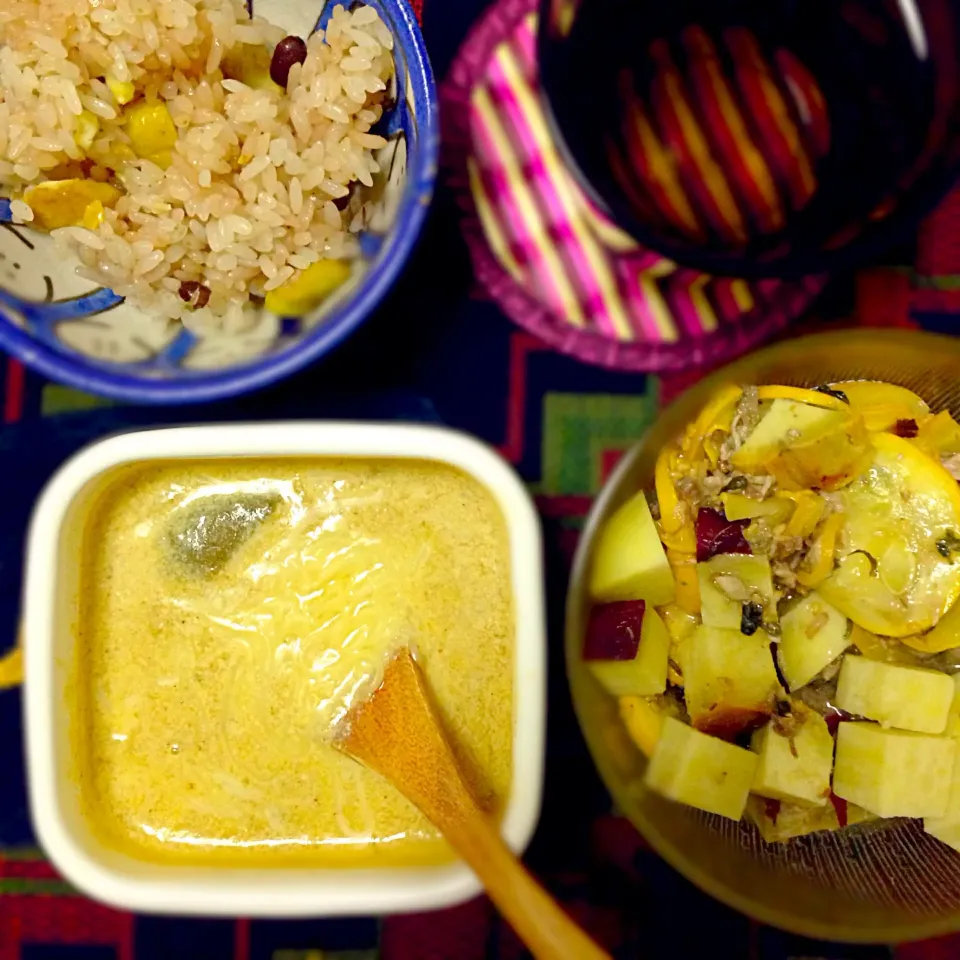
(23, 423, 545, 916)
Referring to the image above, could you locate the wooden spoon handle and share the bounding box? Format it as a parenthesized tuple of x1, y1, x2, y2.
(340, 650, 609, 959)
(444, 806, 611, 960)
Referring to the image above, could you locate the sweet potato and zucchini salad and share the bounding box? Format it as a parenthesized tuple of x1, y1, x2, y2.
(583, 382, 960, 845)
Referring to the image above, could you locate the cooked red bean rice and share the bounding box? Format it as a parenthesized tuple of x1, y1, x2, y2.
(0, 0, 394, 330)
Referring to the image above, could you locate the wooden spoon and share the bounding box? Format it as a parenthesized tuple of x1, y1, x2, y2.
(338, 648, 611, 960)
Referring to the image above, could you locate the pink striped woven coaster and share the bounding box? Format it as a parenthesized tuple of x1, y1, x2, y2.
(441, 0, 828, 373)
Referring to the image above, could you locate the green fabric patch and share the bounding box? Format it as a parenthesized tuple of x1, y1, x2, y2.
(541, 389, 658, 496)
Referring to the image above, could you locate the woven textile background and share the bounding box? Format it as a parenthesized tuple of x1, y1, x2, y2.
(2, 1, 960, 957)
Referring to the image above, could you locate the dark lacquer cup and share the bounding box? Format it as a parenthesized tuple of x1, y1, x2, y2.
(538, 0, 960, 278)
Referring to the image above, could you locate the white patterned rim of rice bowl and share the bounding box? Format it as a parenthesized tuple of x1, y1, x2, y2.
(0, 0, 438, 403)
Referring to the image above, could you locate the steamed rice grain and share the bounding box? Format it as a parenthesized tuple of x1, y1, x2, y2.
(0, 0, 396, 325)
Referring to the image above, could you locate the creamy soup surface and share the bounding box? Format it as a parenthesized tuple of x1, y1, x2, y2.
(76, 458, 514, 865)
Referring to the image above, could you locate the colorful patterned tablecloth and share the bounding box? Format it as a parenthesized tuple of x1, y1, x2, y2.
(3, 1, 960, 958)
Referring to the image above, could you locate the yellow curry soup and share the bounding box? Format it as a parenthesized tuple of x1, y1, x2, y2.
(75, 458, 514, 867)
